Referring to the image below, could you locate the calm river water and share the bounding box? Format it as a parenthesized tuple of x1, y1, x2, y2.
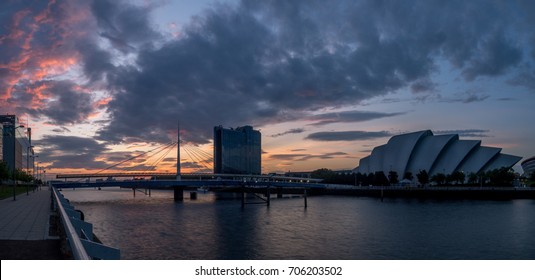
(61, 187, 535, 260)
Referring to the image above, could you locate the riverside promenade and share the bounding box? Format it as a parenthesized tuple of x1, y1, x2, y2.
(0, 187, 63, 259)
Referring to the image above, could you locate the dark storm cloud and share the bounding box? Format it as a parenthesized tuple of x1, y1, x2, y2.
(33, 135, 109, 169)
(308, 110, 406, 126)
(95, 0, 533, 145)
(461, 33, 523, 81)
(269, 154, 309, 161)
(181, 162, 204, 169)
(90, 0, 161, 52)
(4, 0, 533, 147)
(434, 129, 491, 138)
(508, 71, 535, 90)
(76, 41, 116, 83)
(270, 128, 305, 138)
(15, 80, 95, 125)
(269, 152, 350, 162)
(51, 127, 72, 133)
(305, 131, 392, 142)
(439, 91, 490, 104)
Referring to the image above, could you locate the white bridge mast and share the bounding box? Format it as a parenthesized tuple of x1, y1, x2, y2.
(176, 121, 181, 181)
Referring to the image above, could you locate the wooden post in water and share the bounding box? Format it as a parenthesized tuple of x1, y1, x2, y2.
(133, 188, 136, 197)
(149, 189, 151, 197)
(190, 191, 197, 200)
(241, 187, 245, 208)
(266, 187, 270, 207)
(381, 187, 384, 202)
(304, 188, 308, 208)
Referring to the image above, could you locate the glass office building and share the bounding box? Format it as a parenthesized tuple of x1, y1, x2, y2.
(214, 125, 261, 175)
(1, 115, 28, 172)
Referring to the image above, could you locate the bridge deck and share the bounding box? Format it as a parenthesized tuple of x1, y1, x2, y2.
(55, 172, 322, 183)
(50, 179, 326, 189)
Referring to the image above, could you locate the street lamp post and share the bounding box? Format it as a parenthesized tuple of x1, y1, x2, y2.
(26, 145, 33, 195)
(35, 163, 39, 183)
(31, 154, 38, 192)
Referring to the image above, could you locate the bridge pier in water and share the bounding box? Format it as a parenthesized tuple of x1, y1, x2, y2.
(276, 187, 283, 198)
(174, 186, 184, 201)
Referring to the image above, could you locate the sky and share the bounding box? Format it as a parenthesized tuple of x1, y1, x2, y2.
(1, 0, 534, 178)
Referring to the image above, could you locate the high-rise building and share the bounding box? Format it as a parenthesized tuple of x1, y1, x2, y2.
(214, 125, 261, 175)
(1, 115, 28, 172)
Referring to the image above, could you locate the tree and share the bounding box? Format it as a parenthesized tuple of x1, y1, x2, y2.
(310, 168, 336, 183)
(388, 171, 399, 185)
(374, 172, 389, 186)
(416, 170, 429, 186)
(486, 167, 515, 186)
(445, 173, 454, 185)
(310, 168, 356, 185)
(403, 172, 414, 181)
(530, 172, 535, 187)
(430, 173, 446, 186)
(15, 168, 33, 182)
(0, 161, 10, 182)
(450, 171, 465, 185)
(467, 172, 479, 185)
(365, 173, 375, 186)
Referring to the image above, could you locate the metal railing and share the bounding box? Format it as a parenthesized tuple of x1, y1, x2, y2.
(51, 186, 120, 260)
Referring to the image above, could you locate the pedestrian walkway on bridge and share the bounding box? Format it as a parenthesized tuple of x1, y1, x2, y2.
(0, 188, 63, 259)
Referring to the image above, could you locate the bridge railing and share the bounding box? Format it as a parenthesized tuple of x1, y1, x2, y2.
(51, 186, 120, 260)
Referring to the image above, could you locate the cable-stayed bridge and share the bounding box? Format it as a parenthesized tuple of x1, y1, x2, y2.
(52, 130, 324, 206)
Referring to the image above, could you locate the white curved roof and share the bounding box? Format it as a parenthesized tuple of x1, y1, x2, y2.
(521, 156, 535, 175)
(357, 156, 370, 174)
(369, 144, 386, 173)
(382, 130, 432, 176)
(355, 130, 521, 180)
(406, 134, 458, 175)
(429, 140, 480, 175)
(485, 154, 523, 172)
(457, 146, 501, 174)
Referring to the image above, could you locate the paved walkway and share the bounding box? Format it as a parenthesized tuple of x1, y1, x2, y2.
(0, 188, 52, 240)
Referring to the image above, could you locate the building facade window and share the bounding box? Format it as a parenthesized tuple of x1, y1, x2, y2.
(214, 125, 261, 175)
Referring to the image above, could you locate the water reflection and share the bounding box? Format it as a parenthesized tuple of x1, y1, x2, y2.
(61, 188, 535, 260)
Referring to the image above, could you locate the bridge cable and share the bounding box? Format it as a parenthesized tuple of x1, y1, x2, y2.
(182, 145, 212, 172)
(123, 142, 169, 172)
(186, 145, 214, 169)
(124, 141, 176, 173)
(145, 142, 176, 172)
(76, 141, 176, 181)
(190, 145, 214, 162)
(190, 146, 214, 164)
(188, 145, 214, 170)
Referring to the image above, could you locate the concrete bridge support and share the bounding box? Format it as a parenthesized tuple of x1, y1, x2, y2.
(174, 186, 184, 201)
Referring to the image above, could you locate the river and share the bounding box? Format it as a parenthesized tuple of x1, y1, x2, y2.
(61, 187, 535, 260)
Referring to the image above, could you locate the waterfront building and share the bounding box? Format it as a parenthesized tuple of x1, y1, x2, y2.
(355, 130, 522, 180)
(214, 125, 261, 174)
(521, 156, 535, 176)
(0, 115, 31, 172)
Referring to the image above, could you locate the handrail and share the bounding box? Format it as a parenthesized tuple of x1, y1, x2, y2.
(52, 187, 91, 260)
